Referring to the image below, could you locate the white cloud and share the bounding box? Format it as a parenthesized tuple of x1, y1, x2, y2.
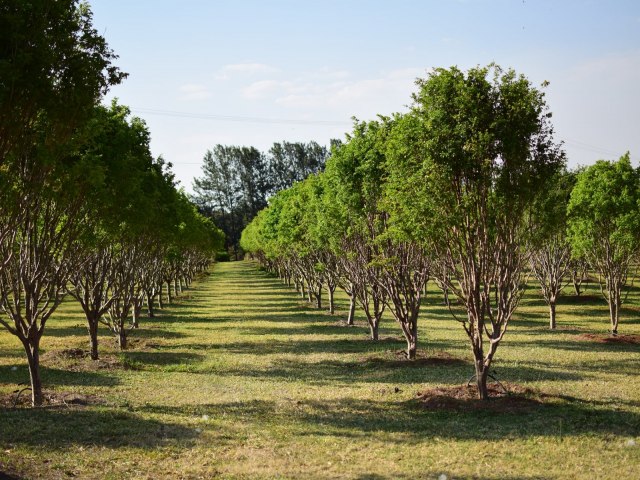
(178, 83, 212, 101)
(241, 68, 423, 118)
(243, 80, 293, 99)
(215, 63, 279, 79)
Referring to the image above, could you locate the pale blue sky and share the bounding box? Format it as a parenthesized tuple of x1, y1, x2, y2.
(90, 0, 640, 189)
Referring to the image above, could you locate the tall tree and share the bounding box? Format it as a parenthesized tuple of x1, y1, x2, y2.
(192, 145, 269, 256)
(567, 153, 640, 336)
(0, 0, 124, 406)
(268, 141, 329, 194)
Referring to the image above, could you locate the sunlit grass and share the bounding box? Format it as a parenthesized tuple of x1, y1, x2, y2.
(0, 262, 639, 479)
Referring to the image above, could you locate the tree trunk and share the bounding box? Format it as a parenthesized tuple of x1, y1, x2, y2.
(347, 294, 356, 326)
(87, 315, 100, 360)
(475, 359, 489, 400)
(327, 286, 335, 314)
(174, 278, 180, 296)
(166, 281, 172, 304)
(132, 299, 142, 329)
(404, 319, 418, 359)
(147, 293, 155, 318)
(369, 321, 379, 341)
(406, 337, 417, 360)
(157, 290, 164, 309)
(24, 341, 43, 407)
(315, 287, 322, 309)
(118, 329, 128, 350)
(609, 290, 619, 336)
(549, 301, 557, 330)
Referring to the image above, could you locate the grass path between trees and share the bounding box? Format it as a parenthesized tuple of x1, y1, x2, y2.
(1, 261, 639, 479)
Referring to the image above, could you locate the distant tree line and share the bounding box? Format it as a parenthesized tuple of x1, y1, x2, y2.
(241, 64, 639, 400)
(0, 0, 224, 406)
(191, 140, 337, 257)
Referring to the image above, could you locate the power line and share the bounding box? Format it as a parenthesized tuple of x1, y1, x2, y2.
(564, 138, 633, 159)
(131, 107, 351, 127)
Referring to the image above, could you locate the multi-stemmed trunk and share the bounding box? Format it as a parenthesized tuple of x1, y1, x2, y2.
(607, 287, 621, 336)
(530, 239, 572, 331)
(0, 183, 82, 406)
(22, 338, 43, 406)
(376, 242, 430, 360)
(590, 247, 632, 336)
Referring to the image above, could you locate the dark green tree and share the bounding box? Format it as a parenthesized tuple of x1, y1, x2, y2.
(0, 0, 125, 164)
(268, 141, 329, 194)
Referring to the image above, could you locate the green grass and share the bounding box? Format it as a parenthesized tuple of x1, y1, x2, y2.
(0, 261, 639, 479)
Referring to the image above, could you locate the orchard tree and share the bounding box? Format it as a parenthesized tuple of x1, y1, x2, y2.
(386, 65, 564, 398)
(0, 130, 102, 406)
(67, 102, 156, 359)
(528, 169, 576, 329)
(323, 120, 389, 341)
(567, 153, 640, 336)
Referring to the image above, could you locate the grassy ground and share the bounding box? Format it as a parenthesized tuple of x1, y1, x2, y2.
(0, 261, 639, 479)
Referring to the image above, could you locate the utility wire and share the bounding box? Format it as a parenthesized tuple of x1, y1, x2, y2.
(131, 107, 351, 127)
(130, 107, 635, 163)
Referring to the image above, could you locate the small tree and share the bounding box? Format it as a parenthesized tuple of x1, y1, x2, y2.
(567, 153, 640, 335)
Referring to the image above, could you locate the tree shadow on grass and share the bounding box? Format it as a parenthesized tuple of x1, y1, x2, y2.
(0, 365, 119, 387)
(136, 395, 640, 443)
(513, 337, 640, 354)
(0, 408, 197, 449)
(120, 351, 205, 371)
(208, 354, 584, 386)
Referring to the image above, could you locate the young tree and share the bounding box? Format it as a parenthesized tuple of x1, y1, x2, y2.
(386, 65, 564, 398)
(567, 153, 640, 335)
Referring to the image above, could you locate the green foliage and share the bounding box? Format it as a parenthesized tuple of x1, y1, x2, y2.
(0, 0, 126, 163)
(193, 141, 330, 254)
(386, 65, 564, 248)
(567, 153, 640, 262)
(528, 168, 577, 246)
